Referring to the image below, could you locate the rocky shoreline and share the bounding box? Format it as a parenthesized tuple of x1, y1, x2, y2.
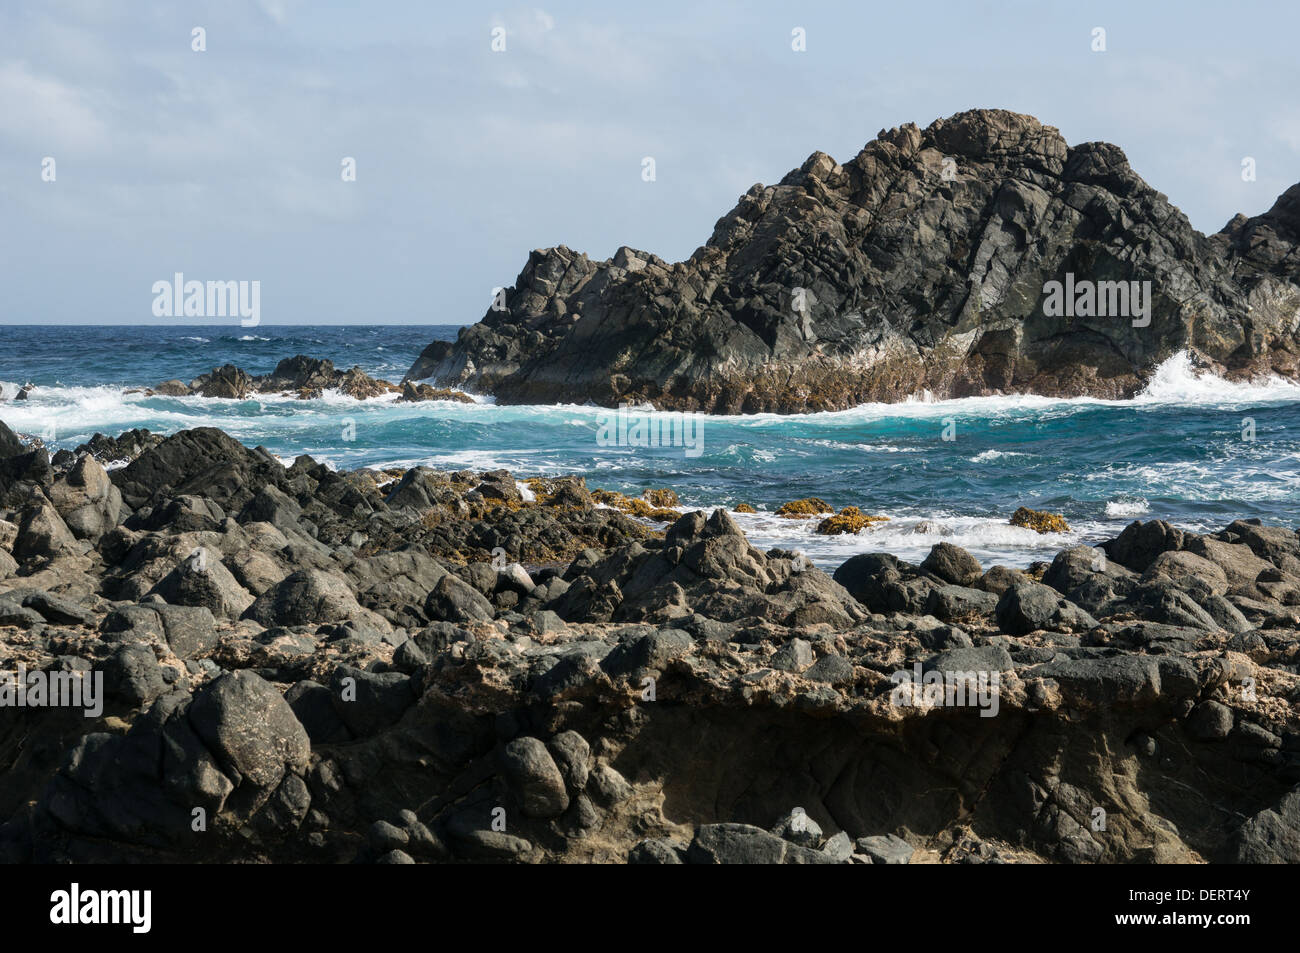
(1, 418, 1298, 863)
(143, 354, 472, 403)
(404, 108, 1300, 413)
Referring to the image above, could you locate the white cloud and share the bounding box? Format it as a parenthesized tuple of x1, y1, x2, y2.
(0, 60, 110, 152)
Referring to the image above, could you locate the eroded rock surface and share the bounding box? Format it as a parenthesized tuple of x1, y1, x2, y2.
(1, 425, 1298, 864)
(406, 109, 1300, 412)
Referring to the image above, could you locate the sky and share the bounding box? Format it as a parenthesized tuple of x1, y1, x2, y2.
(1, 0, 1298, 326)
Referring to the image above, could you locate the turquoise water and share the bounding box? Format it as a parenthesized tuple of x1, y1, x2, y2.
(2, 324, 1298, 568)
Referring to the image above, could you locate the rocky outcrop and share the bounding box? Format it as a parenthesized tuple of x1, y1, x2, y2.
(154, 355, 472, 403)
(1, 425, 1299, 865)
(406, 109, 1300, 412)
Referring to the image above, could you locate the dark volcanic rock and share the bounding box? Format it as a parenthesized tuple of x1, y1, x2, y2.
(6, 421, 1300, 867)
(111, 427, 288, 510)
(405, 109, 1300, 412)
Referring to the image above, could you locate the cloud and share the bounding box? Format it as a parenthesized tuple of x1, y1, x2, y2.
(0, 60, 110, 152)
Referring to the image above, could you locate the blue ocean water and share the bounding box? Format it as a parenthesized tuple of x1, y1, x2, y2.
(1, 324, 1298, 569)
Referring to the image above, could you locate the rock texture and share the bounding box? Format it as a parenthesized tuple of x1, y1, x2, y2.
(2, 423, 1299, 864)
(406, 109, 1300, 412)
(151, 355, 472, 403)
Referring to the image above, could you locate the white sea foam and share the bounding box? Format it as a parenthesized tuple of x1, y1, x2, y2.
(1105, 498, 1150, 517)
(718, 509, 1090, 569)
(1134, 351, 1300, 405)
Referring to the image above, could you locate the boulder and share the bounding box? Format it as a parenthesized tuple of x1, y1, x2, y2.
(500, 737, 570, 818)
(244, 569, 368, 627)
(920, 542, 983, 585)
(49, 455, 124, 540)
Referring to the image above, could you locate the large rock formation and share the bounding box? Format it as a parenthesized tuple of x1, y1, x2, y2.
(405, 109, 1300, 412)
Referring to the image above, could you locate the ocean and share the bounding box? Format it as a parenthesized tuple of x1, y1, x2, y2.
(1, 323, 1298, 569)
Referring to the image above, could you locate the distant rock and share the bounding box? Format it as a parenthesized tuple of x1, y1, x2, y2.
(167, 354, 466, 403)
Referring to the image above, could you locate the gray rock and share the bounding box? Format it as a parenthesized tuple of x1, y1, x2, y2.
(926, 584, 999, 621)
(855, 833, 914, 864)
(425, 573, 495, 624)
(501, 737, 570, 818)
(547, 730, 591, 795)
(187, 671, 310, 792)
(770, 637, 814, 672)
(244, 569, 369, 627)
(925, 644, 1014, 675)
(921, 542, 983, 586)
(771, 807, 823, 847)
(1229, 786, 1300, 863)
(687, 823, 838, 864)
(101, 643, 168, 707)
(822, 831, 854, 861)
(803, 653, 853, 684)
(148, 556, 254, 620)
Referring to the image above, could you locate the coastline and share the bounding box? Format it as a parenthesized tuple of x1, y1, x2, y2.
(1, 418, 1298, 863)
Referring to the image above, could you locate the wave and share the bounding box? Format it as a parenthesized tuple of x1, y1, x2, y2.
(1133, 351, 1300, 405)
(1104, 498, 1150, 518)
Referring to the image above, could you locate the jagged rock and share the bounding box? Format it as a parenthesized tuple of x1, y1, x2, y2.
(49, 455, 123, 540)
(397, 381, 474, 403)
(405, 109, 1300, 411)
(148, 558, 255, 620)
(191, 363, 254, 399)
(0, 419, 24, 457)
(13, 496, 77, 559)
(73, 429, 164, 466)
(111, 427, 288, 510)
(770, 637, 814, 672)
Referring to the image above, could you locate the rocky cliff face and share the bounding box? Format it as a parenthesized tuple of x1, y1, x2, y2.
(406, 109, 1300, 413)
